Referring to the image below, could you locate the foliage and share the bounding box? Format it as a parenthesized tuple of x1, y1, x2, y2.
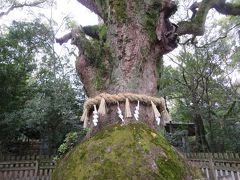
(0, 20, 50, 151)
(160, 33, 240, 152)
(54, 129, 87, 161)
(0, 20, 84, 154)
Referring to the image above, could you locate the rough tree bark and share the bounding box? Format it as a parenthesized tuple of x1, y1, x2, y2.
(57, 0, 179, 97)
(56, 0, 240, 148)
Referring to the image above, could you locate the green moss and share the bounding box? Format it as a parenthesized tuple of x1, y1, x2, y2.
(95, 0, 109, 19)
(52, 123, 202, 180)
(156, 157, 185, 179)
(141, 1, 161, 42)
(110, 0, 127, 23)
(96, 0, 106, 7)
(144, 11, 158, 42)
(98, 25, 107, 41)
(93, 72, 104, 90)
(80, 24, 110, 90)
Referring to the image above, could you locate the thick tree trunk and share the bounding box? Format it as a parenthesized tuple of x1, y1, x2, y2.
(191, 93, 210, 151)
(106, 22, 161, 95)
(75, 0, 178, 97)
(194, 114, 210, 152)
(72, 0, 179, 135)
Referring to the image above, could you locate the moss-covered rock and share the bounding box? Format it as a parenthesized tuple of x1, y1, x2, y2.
(52, 123, 202, 180)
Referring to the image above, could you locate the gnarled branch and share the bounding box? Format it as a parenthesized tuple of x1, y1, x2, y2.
(177, 0, 240, 36)
(56, 26, 108, 97)
(156, 0, 179, 53)
(56, 25, 104, 45)
(177, 0, 212, 36)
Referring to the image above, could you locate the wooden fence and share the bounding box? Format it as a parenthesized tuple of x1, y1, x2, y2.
(1, 153, 240, 180)
(185, 153, 240, 180)
(0, 155, 55, 180)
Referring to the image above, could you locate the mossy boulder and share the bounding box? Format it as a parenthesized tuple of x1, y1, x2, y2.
(52, 123, 202, 180)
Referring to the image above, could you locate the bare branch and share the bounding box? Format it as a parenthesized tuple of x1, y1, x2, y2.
(0, 0, 47, 18)
(182, 70, 191, 90)
(196, 22, 240, 48)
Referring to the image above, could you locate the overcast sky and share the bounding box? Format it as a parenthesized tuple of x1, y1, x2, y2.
(1, 0, 98, 35)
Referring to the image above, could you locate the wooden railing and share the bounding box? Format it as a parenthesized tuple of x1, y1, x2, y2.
(185, 153, 240, 180)
(0, 155, 55, 180)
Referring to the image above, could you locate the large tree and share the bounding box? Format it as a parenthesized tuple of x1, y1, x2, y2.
(57, 0, 240, 96)
(53, 1, 240, 178)
(56, 0, 240, 144)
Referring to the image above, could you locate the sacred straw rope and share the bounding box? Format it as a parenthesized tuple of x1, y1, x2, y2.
(81, 93, 169, 128)
(83, 93, 166, 110)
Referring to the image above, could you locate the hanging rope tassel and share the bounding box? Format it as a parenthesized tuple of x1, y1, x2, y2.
(81, 109, 89, 128)
(98, 98, 106, 116)
(161, 110, 171, 125)
(125, 98, 132, 118)
(151, 101, 161, 125)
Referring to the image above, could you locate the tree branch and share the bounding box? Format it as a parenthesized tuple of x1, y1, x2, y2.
(0, 0, 47, 18)
(177, 0, 240, 36)
(189, 2, 200, 20)
(177, 0, 212, 36)
(196, 22, 240, 48)
(214, 2, 240, 16)
(56, 27, 105, 97)
(56, 32, 72, 45)
(56, 25, 104, 45)
(76, 0, 102, 18)
(156, 1, 179, 53)
(82, 25, 100, 40)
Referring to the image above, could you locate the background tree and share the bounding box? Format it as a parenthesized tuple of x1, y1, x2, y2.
(160, 28, 240, 151)
(0, 19, 83, 154)
(0, 20, 49, 152)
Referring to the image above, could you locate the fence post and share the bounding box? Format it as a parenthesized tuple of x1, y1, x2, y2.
(209, 154, 217, 180)
(35, 160, 39, 177)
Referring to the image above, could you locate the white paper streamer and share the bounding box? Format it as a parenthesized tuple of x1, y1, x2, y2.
(134, 101, 140, 121)
(117, 104, 124, 123)
(92, 105, 99, 126)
